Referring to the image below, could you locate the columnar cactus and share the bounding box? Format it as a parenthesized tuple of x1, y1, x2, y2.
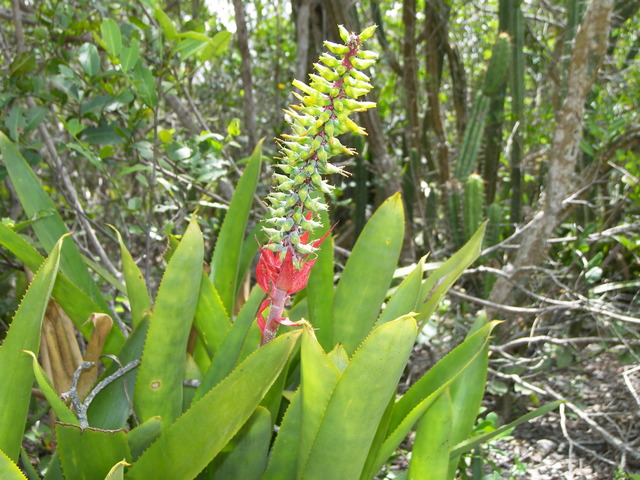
(257, 24, 378, 345)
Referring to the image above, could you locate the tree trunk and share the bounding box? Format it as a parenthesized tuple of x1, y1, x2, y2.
(488, 0, 614, 316)
(232, 0, 258, 148)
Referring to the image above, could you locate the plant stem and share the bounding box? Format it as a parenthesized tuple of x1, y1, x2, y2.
(261, 287, 289, 345)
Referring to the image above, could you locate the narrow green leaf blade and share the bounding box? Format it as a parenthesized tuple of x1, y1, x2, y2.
(23, 350, 78, 425)
(193, 285, 263, 402)
(368, 322, 498, 475)
(408, 389, 453, 480)
(209, 407, 272, 480)
(262, 390, 301, 480)
(446, 314, 491, 475)
(375, 256, 425, 328)
(300, 315, 417, 480)
(0, 449, 27, 480)
(450, 400, 563, 457)
(126, 331, 301, 480)
(305, 207, 334, 350)
(418, 223, 486, 325)
(210, 140, 263, 315)
(332, 193, 404, 354)
(298, 329, 341, 476)
(0, 238, 61, 461)
(56, 424, 131, 480)
(110, 226, 151, 329)
(126, 416, 162, 461)
(134, 219, 204, 426)
(193, 273, 230, 358)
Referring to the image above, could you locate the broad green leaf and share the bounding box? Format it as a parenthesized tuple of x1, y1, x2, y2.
(126, 417, 162, 461)
(375, 256, 426, 328)
(449, 401, 563, 457)
(78, 42, 100, 77)
(210, 139, 262, 315)
(305, 207, 334, 350)
(22, 350, 78, 425)
(0, 132, 108, 309)
(193, 273, 230, 358)
(0, 238, 61, 461)
(417, 223, 486, 326)
(154, 7, 177, 41)
(0, 449, 27, 480)
(262, 390, 301, 480)
(101, 18, 122, 57)
(200, 31, 233, 61)
(132, 63, 157, 108)
(332, 193, 404, 354)
(299, 315, 417, 480)
(110, 226, 151, 329)
(119, 38, 140, 72)
(134, 219, 204, 427)
(408, 389, 453, 480)
(56, 424, 131, 480)
(126, 331, 301, 480)
(193, 285, 263, 403)
(298, 328, 341, 476)
(367, 322, 498, 476)
(209, 407, 272, 480)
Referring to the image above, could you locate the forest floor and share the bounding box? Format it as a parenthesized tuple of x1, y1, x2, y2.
(397, 334, 640, 479)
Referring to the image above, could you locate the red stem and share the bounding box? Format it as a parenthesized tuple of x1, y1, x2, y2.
(260, 286, 289, 345)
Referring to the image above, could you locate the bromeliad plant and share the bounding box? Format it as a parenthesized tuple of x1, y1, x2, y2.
(0, 24, 558, 480)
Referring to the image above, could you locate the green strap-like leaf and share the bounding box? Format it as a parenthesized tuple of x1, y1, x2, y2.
(126, 330, 301, 480)
(332, 193, 405, 354)
(134, 219, 204, 427)
(193, 273, 230, 358)
(110, 226, 151, 329)
(0, 449, 27, 480)
(208, 407, 272, 480)
(104, 460, 129, 480)
(366, 322, 499, 476)
(305, 207, 334, 350)
(0, 237, 62, 461)
(298, 329, 341, 476)
(449, 400, 563, 458)
(417, 223, 486, 326)
(210, 139, 263, 315)
(126, 417, 162, 462)
(0, 131, 107, 309)
(262, 390, 301, 480)
(299, 315, 417, 480)
(408, 389, 453, 480)
(56, 424, 131, 480)
(193, 285, 263, 403)
(446, 314, 491, 476)
(23, 350, 78, 425)
(375, 256, 426, 328)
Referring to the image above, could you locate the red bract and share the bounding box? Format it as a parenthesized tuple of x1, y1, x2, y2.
(255, 226, 334, 343)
